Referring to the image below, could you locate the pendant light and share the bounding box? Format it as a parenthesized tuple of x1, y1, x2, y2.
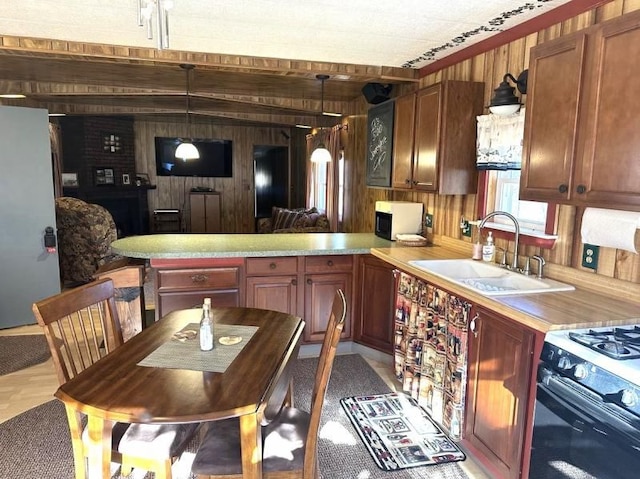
(175, 63, 200, 161)
(310, 74, 332, 163)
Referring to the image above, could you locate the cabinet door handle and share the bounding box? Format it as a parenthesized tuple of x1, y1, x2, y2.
(269, 262, 277, 269)
(470, 313, 479, 338)
(576, 184, 586, 194)
(191, 274, 208, 283)
(307, 278, 312, 285)
(291, 279, 297, 286)
(558, 184, 568, 193)
(405, 179, 411, 185)
(326, 260, 334, 267)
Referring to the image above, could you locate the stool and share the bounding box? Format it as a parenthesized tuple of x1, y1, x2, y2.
(153, 209, 182, 233)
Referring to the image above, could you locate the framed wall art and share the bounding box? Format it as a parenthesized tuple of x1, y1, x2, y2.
(365, 100, 395, 187)
(95, 167, 115, 186)
(61, 172, 79, 187)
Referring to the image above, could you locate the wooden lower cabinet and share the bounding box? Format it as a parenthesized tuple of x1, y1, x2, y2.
(354, 254, 395, 353)
(152, 258, 244, 321)
(245, 257, 299, 315)
(190, 192, 221, 233)
(464, 306, 538, 479)
(304, 271, 352, 343)
(245, 255, 354, 343)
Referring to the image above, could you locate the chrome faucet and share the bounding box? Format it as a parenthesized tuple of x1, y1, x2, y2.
(478, 211, 520, 271)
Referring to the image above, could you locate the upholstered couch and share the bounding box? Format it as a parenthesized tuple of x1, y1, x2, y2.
(257, 206, 331, 233)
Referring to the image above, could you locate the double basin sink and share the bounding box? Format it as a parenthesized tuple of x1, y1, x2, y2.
(407, 259, 575, 297)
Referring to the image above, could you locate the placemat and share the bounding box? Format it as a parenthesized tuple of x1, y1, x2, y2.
(340, 392, 465, 471)
(138, 323, 258, 373)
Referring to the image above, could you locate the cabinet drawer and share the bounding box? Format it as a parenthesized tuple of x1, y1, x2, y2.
(246, 257, 298, 276)
(305, 255, 353, 273)
(157, 268, 240, 290)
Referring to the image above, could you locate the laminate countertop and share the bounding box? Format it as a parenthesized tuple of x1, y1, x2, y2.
(111, 232, 395, 258)
(371, 246, 640, 333)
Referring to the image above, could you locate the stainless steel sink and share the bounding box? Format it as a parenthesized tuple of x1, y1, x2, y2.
(407, 259, 575, 296)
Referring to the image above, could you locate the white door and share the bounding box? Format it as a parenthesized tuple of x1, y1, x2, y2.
(0, 106, 60, 329)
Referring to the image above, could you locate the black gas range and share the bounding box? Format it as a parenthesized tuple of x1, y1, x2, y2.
(529, 324, 640, 479)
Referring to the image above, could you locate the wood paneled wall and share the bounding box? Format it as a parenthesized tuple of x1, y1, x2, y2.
(343, 0, 640, 285)
(135, 119, 289, 233)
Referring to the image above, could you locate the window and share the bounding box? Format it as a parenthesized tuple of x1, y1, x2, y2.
(311, 161, 328, 212)
(482, 169, 556, 240)
(308, 151, 344, 225)
(337, 151, 345, 223)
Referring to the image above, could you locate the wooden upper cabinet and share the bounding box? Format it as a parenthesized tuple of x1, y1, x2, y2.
(521, 10, 640, 209)
(391, 81, 483, 194)
(413, 86, 441, 191)
(391, 93, 416, 189)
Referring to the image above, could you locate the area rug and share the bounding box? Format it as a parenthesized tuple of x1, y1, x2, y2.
(341, 392, 466, 470)
(0, 354, 469, 479)
(0, 335, 51, 376)
(294, 354, 469, 479)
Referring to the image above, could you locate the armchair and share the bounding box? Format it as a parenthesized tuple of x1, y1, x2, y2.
(55, 196, 121, 284)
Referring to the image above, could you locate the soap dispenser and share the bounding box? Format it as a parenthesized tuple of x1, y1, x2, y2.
(482, 231, 495, 262)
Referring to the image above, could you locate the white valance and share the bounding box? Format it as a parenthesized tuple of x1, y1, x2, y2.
(476, 109, 525, 170)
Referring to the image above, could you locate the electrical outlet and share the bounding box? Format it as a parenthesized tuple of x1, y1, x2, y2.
(461, 220, 472, 237)
(581, 244, 599, 270)
(424, 213, 433, 228)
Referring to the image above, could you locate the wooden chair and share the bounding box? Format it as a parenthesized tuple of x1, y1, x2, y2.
(191, 288, 347, 479)
(32, 278, 197, 479)
(93, 257, 147, 341)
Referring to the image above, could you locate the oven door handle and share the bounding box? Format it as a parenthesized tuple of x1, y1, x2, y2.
(539, 369, 640, 445)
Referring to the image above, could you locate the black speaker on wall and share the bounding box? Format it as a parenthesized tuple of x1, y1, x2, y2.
(362, 83, 393, 104)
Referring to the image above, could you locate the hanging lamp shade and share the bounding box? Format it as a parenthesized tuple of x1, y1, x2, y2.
(175, 141, 200, 160)
(310, 143, 332, 163)
(310, 74, 331, 163)
(176, 63, 200, 161)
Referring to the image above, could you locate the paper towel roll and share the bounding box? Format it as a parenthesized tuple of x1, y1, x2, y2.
(581, 207, 640, 253)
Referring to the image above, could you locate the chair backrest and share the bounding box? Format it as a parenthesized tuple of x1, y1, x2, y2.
(303, 288, 347, 478)
(32, 278, 124, 386)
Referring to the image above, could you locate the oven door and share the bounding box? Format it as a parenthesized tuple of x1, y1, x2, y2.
(530, 364, 640, 479)
(375, 211, 392, 240)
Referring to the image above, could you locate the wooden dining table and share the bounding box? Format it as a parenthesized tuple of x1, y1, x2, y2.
(54, 306, 305, 479)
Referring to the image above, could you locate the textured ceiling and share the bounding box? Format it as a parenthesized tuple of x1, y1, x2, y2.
(0, 0, 588, 126)
(0, 0, 572, 69)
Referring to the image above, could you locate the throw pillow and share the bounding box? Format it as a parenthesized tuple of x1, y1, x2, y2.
(273, 208, 305, 230)
(271, 207, 319, 231)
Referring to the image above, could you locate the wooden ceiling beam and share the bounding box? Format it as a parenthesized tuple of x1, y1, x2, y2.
(0, 35, 419, 83)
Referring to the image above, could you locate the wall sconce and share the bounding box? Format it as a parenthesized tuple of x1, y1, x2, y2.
(489, 70, 528, 116)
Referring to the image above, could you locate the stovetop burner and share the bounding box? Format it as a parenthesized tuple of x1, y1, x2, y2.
(569, 326, 640, 360)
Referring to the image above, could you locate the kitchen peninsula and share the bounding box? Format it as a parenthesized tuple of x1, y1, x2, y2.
(111, 232, 396, 342)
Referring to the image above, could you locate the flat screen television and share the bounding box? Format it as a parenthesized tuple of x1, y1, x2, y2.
(155, 137, 233, 177)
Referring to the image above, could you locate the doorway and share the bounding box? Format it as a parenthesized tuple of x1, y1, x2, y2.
(254, 145, 289, 222)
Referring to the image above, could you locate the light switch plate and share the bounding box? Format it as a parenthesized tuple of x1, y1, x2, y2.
(424, 213, 433, 228)
(581, 244, 599, 270)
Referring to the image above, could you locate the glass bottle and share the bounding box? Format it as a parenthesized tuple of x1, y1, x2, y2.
(199, 298, 214, 351)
